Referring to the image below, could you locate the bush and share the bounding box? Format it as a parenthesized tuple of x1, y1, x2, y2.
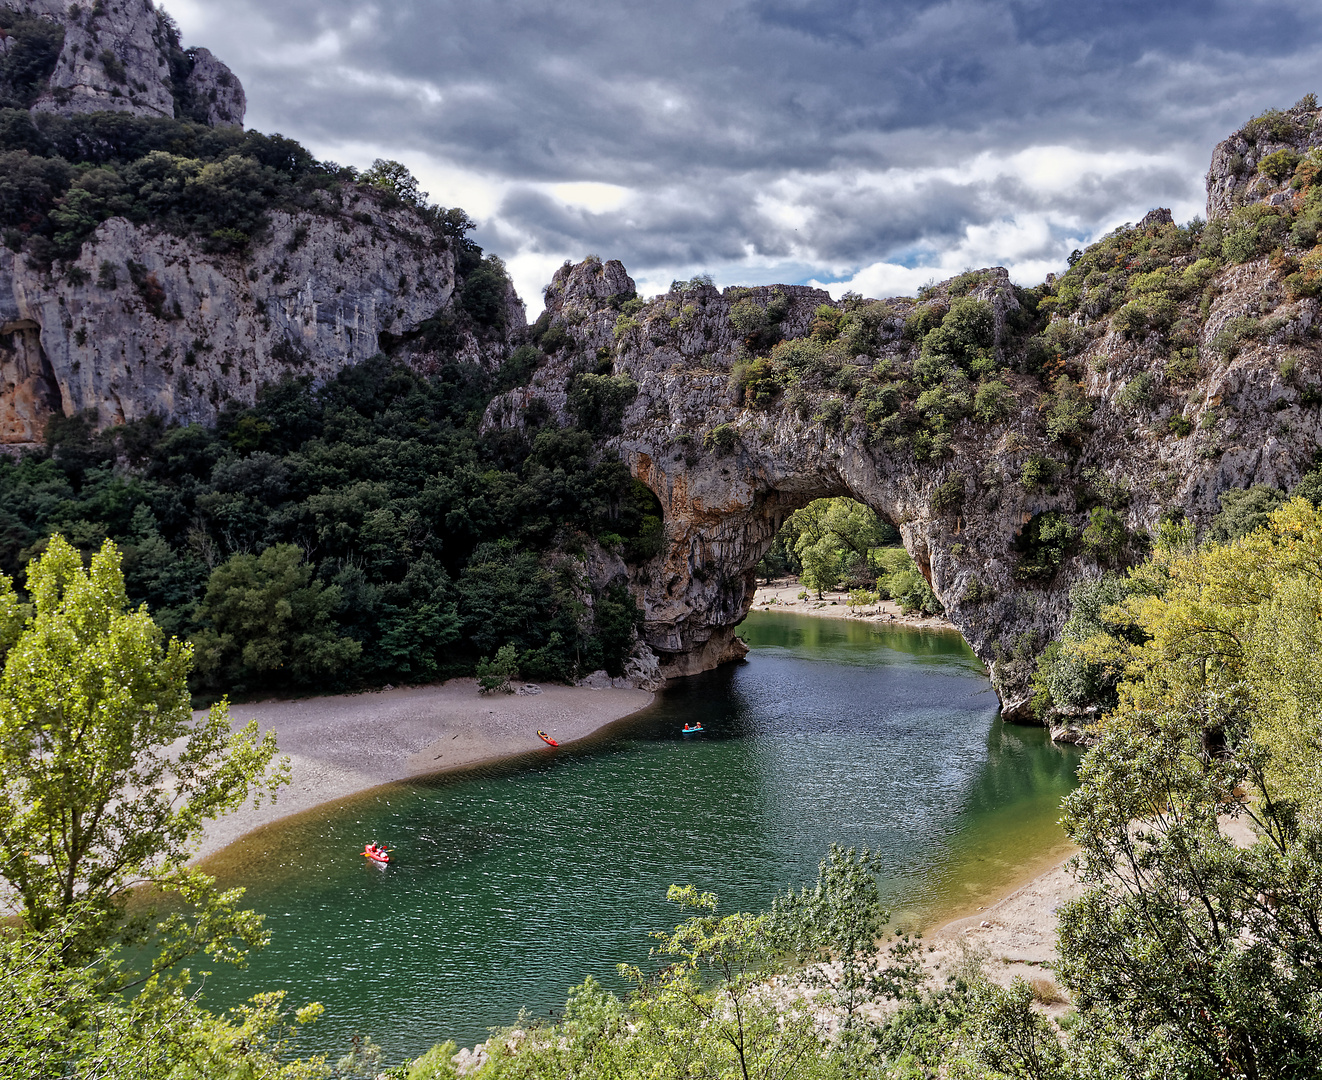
(1014, 511, 1078, 580)
(1043, 376, 1092, 442)
(1020, 454, 1061, 489)
(1081, 507, 1127, 563)
(1258, 148, 1302, 183)
(972, 378, 1014, 422)
(1208, 484, 1284, 541)
(732, 356, 785, 408)
(1116, 370, 1155, 411)
(567, 373, 637, 435)
(703, 423, 737, 454)
(914, 297, 995, 382)
(1208, 315, 1260, 359)
(931, 474, 965, 516)
(475, 644, 519, 693)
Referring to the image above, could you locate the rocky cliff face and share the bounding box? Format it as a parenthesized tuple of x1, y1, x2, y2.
(1, 191, 522, 439)
(0, 3, 523, 442)
(9, 0, 244, 125)
(484, 105, 1322, 725)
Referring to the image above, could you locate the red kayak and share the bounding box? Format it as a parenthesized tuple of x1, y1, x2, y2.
(362, 844, 390, 864)
(537, 730, 559, 747)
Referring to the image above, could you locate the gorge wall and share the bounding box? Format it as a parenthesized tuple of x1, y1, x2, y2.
(486, 99, 1322, 725)
(0, 1, 523, 443)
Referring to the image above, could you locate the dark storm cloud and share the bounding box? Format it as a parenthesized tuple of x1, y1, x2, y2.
(170, 0, 1322, 299)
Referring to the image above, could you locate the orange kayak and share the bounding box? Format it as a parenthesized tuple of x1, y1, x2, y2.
(537, 730, 559, 747)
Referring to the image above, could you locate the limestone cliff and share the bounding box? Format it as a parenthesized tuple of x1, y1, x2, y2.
(485, 102, 1322, 727)
(0, 190, 530, 440)
(0, 3, 524, 442)
(6, 0, 244, 125)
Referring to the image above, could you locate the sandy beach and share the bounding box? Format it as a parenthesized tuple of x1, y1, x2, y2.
(750, 577, 957, 632)
(193, 679, 654, 862)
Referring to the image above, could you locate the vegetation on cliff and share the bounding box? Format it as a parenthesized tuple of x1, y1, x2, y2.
(0, 354, 661, 698)
(0, 106, 482, 265)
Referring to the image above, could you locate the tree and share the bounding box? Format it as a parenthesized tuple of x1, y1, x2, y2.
(359, 158, 427, 207)
(1051, 499, 1322, 1076)
(193, 543, 362, 693)
(781, 498, 894, 597)
(771, 846, 922, 1033)
(0, 536, 289, 960)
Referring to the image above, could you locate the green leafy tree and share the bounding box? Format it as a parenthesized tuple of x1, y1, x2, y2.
(0, 537, 288, 953)
(360, 158, 428, 207)
(193, 543, 362, 693)
(475, 644, 518, 694)
(771, 846, 922, 1033)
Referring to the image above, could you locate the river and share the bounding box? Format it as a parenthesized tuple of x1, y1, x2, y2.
(195, 610, 1081, 1058)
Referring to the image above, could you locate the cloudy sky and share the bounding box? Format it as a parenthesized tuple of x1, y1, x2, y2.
(164, 0, 1320, 313)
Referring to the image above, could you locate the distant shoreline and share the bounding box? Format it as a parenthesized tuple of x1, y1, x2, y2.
(749, 578, 958, 633)
(191, 679, 655, 865)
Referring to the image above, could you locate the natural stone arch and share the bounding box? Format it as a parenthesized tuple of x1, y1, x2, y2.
(484, 252, 1322, 725)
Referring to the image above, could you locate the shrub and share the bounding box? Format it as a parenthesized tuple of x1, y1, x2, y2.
(1243, 108, 1299, 144)
(1082, 507, 1127, 563)
(1208, 485, 1284, 542)
(931, 474, 965, 516)
(812, 397, 846, 431)
(475, 643, 518, 693)
(611, 314, 638, 343)
(915, 297, 995, 381)
(961, 575, 992, 604)
(703, 423, 737, 454)
(903, 301, 947, 342)
(1117, 370, 1155, 411)
(972, 378, 1014, 423)
(1168, 413, 1193, 437)
(810, 303, 844, 342)
(1014, 511, 1078, 580)
(1208, 315, 1260, 359)
(914, 384, 970, 432)
(567, 373, 638, 436)
(1043, 376, 1092, 442)
(732, 356, 785, 408)
(1258, 148, 1302, 183)
(1021, 454, 1062, 489)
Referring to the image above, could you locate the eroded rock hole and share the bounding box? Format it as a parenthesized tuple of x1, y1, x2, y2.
(754, 496, 942, 614)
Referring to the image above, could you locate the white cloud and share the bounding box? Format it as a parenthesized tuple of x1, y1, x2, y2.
(547, 182, 632, 214)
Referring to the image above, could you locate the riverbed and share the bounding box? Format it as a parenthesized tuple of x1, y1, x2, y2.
(194, 610, 1081, 1058)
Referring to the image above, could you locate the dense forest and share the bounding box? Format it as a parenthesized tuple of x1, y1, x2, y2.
(0, 354, 663, 699)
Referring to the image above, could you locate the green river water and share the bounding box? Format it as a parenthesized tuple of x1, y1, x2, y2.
(195, 611, 1082, 1058)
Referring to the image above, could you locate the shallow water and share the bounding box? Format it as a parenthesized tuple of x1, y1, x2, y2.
(195, 611, 1081, 1057)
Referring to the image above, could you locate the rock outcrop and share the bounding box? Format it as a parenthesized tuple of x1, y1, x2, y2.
(8, 0, 244, 125)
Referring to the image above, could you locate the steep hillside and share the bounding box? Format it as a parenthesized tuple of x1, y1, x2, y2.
(0, 0, 523, 445)
(485, 96, 1322, 726)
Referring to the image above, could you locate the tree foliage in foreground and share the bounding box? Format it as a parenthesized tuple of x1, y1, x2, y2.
(0, 537, 329, 1078)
